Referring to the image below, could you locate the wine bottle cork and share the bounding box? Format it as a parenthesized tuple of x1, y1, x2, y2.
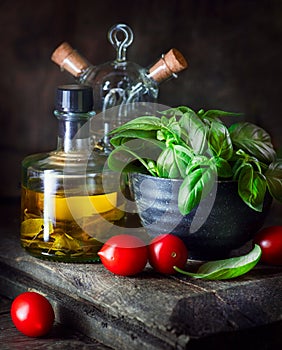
(148, 48, 188, 83)
(51, 42, 89, 78)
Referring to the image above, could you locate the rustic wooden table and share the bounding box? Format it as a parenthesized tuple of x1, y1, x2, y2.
(0, 198, 282, 350)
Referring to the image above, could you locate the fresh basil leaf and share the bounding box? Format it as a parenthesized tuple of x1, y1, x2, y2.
(160, 115, 172, 126)
(229, 122, 276, 163)
(156, 144, 192, 179)
(200, 109, 243, 122)
(214, 157, 233, 178)
(107, 145, 149, 174)
(166, 121, 182, 139)
(265, 161, 282, 203)
(208, 120, 233, 159)
(238, 163, 266, 211)
(157, 147, 182, 178)
(162, 106, 197, 118)
(110, 130, 157, 147)
(156, 130, 166, 141)
(156, 123, 190, 154)
(161, 115, 180, 130)
(197, 109, 205, 117)
(159, 107, 180, 117)
(109, 116, 162, 134)
(231, 149, 249, 177)
(178, 164, 216, 215)
(174, 145, 194, 178)
(176, 106, 198, 115)
(178, 110, 208, 154)
(146, 160, 158, 175)
(231, 149, 260, 180)
(107, 139, 165, 175)
(158, 127, 181, 146)
(174, 245, 261, 280)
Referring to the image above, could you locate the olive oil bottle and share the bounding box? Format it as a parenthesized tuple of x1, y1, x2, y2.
(21, 85, 125, 262)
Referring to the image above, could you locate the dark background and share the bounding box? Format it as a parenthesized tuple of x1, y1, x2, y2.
(0, 0, 281, 198)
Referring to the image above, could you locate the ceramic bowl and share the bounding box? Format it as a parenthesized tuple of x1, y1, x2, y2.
(129, 173, 272, 260)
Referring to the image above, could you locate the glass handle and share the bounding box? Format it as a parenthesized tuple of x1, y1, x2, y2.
(108, 23, 134, 62)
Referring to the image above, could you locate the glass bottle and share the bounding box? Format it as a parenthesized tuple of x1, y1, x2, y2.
(20, 84, 125, 262)
(51, 24, 188, 153)
(51, 25, 188, 111)
(51, 24, 143, 113)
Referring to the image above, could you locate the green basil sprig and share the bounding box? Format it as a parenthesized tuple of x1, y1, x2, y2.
(173, 244, 261, 280)
(108, 106, 282, 215)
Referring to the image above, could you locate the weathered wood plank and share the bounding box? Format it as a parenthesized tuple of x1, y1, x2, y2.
(1, 227, 282, 350)
(1, 201, 282, 349)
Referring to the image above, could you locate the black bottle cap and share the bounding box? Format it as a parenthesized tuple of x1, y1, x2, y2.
(56, 84, 93, 112)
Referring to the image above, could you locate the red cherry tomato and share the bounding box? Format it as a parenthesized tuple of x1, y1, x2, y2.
(254, 226, 282, 265)
(148, 234, 188, 274)
(11, 291, 55, 337)
(98, 234, 148, 276)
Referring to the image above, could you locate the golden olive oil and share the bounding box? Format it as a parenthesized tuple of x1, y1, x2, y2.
(21, 187, 125, 262)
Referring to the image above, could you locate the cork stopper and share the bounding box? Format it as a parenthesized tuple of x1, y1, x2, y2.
(51, 42, 89, 78)
(148, 48, 188, 83)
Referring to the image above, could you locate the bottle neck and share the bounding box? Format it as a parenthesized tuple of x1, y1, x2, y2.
(51, 42, 92, 79)
(55, 110, 95, 153)
(147, 49, 188, 84)
(62, 53, 91, 79)
(147, 56, 176, 84)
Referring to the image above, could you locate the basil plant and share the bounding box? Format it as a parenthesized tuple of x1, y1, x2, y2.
(107, 106, 282, 215)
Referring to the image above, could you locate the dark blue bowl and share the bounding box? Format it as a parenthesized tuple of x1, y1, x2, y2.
(129, 173, 272, 260)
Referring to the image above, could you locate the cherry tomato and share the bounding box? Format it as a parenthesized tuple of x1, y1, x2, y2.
(98, 234, 148, 276)
(11, 291, 55, 337)
(148, 234, 188, 274)
(254, 226, 282, 265)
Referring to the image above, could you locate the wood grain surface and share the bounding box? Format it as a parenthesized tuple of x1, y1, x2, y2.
(1, 194, 282, 350)
(0, 217, 282, 349)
